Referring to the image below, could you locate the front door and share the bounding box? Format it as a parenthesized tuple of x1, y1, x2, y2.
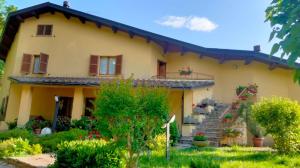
(157, 61, 167, 78)
(58, 97, 73, 118)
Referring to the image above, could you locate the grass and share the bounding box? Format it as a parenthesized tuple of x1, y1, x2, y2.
(139, 146, 300, 168)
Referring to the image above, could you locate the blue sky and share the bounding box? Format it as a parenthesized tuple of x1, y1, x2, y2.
(8, 0, 274, 54)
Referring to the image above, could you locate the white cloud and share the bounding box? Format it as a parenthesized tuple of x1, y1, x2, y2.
(156, 16, 218, 32)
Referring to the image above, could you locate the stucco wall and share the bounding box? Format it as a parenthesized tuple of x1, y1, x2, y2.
(166, 53, 300, 103)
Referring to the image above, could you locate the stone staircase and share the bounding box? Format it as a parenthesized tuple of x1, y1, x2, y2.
(180, 99, 228, 146)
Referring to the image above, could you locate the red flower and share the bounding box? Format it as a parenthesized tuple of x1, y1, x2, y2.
(196, 132, 205, 136)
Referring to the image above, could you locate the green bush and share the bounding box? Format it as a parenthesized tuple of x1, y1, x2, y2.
(190, 159, 220, 168)
(170, 121, 180, 146)
(0, 138, 42, 158)
(32, 129, 88, 152)
(252, 97, 300, 154)
(51, 140, 122, 168)
(0, 128, 34, 141)
(71, 116, 97, 131)
(148, 134, 166, 151)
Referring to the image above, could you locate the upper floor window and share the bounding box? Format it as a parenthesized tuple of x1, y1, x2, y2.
(89, 55, 122, 76)
(36, 25, 53, 36)
(100, 57, 116, 75)
(21, 53, 49, 74)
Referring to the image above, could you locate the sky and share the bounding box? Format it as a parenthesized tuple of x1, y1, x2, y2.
(7, 0, 274, 54)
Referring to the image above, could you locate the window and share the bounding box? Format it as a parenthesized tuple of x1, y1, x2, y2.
(33, 55, 41, 73)
(100, 57, 116, 75)
(31, 53, 49, 74)
(36, 25, 53, 36)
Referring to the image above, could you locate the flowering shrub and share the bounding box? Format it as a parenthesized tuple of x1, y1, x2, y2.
(25, 116, 51, 131)
(71, 116, 97, 131)
(0, 138, 42, 158)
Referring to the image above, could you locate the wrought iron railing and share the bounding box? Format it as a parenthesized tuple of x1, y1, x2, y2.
(151, 72, 214, 80)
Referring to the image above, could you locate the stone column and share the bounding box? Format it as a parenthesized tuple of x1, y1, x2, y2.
(17, 85, 33, 126)
(71, 87, 84, 120)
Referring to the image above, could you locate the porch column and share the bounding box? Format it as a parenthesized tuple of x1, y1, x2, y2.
(71, 88, 84, 120)
(17, 85, 33, 126)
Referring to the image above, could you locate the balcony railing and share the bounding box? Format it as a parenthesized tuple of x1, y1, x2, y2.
(151, 72, 214, 80)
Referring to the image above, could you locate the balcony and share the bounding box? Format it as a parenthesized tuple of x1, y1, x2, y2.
(151, 72, 214, 80)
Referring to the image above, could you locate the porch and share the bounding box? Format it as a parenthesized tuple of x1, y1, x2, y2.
(4, 76, 215, 136)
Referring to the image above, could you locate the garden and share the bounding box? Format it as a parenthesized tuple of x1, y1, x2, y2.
(1, 80, 300, 168)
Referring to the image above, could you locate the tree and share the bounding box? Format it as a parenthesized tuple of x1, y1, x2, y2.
(94, 79, 169, 168)
(266, 0, 300, 84)
(0, 0, 17, 76)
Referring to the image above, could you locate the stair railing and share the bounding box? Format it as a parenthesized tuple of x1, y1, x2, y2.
(218, 87, 248, 120)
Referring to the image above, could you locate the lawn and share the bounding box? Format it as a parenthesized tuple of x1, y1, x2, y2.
(139, 147, 300, 168)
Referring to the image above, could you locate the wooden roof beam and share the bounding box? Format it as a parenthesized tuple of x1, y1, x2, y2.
(64, 13, 71, 20)
(219, 57, 226, 64)
(128, 32, 135, 39)
(31, 11, 39, 19)
(163, 42, 169, 55)
(180, 47, 186, 56)
(96, 23, 102, 28)
(269, 63, 277, 70)
(16, 15, 24, 22)
(79, 17, 86, 24)
(244, 59, 252, 65)
(146, 37, 151, 43)
(111, 26, 118, 34)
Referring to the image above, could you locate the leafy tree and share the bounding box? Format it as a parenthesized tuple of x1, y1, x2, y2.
(94, 79, 169, 168)
(0, 0, 17, 76)
(252, 97, 300, 154)
(265, 0, 300, 84)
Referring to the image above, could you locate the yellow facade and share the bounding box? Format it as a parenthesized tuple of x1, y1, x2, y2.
(0, 11, 299, 138)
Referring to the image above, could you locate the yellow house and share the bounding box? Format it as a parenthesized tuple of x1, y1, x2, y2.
(0, 2, 299, 145)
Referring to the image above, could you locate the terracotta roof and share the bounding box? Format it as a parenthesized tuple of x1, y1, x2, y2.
(0, 2, 298, 69)
(9, 76, 215, 89)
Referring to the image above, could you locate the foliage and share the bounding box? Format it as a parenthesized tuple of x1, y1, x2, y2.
(71, 116, 97, 131)
(194, 132, 208, 141)
(0, 128, 34, 141)
(56, 116, 71, 131)
(170, 121, 179, 146)
(25, 116, 51, 131)
(265, 0, 300, 84)
(0, 0, 17, 76)
(32, 129, 88, 153)
(149, 134, 166, 151)
(190, 159, 220, 168)
(224, 113, 233, 119)
(223, 128, 241, 138)
(6, 118, 17, 130)
(252, 97, 300, 154)
(238, 102, 264, 138)
(51, 140, 122, 168)
(0, 138, 42, 158)
(94, 79, 169, 167)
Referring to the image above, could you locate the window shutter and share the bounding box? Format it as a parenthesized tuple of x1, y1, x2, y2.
(115, 55, 122, 75)
(37, 25, 44, 35)
(39, 53, 49, 74)
(21, 54, 32, 74)
(89, 55, 99, 76)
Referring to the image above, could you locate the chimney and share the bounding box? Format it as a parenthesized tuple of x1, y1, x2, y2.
(253, 45, 261, 52)
(63, 1, 70, 8)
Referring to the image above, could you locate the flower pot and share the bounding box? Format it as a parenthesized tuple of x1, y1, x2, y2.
(239, 96, 248, 100)
(253, 137, 264, 147)
(34, 128, 41, 134)
(192, 140, 209, 147)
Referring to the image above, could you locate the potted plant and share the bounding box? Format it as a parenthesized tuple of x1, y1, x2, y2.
(179, 67, 192, 76)
(247, 84, 258, 94)
(223, 128, 241, 138)
(223, 113, 233, 123)
(25, 116, 50, 134)
(236, 86, 247, 96)
(192, 132, 209, 147)
(249, 121, 264, 147)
